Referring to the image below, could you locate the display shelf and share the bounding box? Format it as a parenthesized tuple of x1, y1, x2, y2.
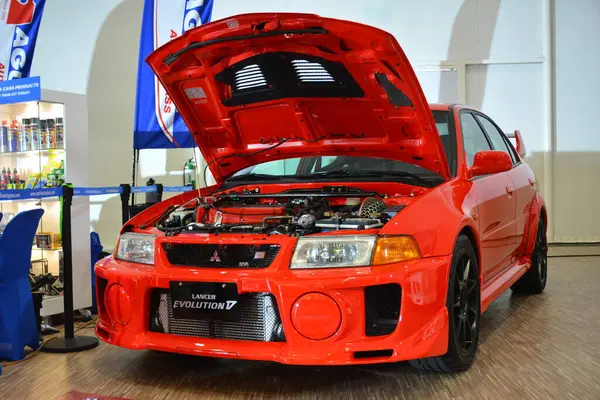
(0, 148, 65, 158)
(0, 86, 91, 317)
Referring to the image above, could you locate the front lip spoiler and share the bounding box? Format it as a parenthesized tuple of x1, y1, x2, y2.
(162, 27, 328, 66)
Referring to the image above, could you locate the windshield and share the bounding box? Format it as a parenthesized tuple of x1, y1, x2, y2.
(228, 110, 452, 187)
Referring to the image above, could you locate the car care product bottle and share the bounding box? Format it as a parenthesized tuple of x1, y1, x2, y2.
(55, 118, 64, 149)
(45, 119, 56, 149)
(19, 119, 30, 152)
(30, 118, 40, 151)
(58, 160, 65, 185)
(16, 122, 23, 152)
(12, 167, 19, 184)
(22, 120, 30, 152)
(7, 121, 16, 153)
(0, 167, 6, 190)
(183, 158, 196, 188)
(7, 167, 15, 189)
(0, 121, 8, 153)
(40, 120, 48, 149)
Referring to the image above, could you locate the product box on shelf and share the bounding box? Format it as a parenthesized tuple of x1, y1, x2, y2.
(35, 232, 53, 249)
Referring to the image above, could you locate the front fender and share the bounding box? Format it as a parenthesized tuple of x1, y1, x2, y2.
(379, 180, 479, 258)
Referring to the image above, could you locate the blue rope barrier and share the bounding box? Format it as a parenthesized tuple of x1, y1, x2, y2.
(131, 185, 158, 194)
(0, 187, 64, 201)
(0, 185, 194, 200)
(74, 187, 122, 196)
(163, 185, 195, 193)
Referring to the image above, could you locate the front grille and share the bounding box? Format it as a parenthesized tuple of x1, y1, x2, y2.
(365, 284, 401, 337)
(149, 289, 285, 342)
(163, 243, 280, 268)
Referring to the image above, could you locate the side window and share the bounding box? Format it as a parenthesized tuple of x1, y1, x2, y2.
(475, 115, 517, 164)
(460, 113, 491, 167)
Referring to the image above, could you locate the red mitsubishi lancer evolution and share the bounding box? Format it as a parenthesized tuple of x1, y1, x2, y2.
(95, 13, 547, 372)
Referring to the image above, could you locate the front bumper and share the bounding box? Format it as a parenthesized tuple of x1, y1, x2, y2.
(95, 237, 451, 365)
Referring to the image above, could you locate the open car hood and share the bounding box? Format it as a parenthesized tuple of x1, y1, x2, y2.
(146, 13, 450, 183)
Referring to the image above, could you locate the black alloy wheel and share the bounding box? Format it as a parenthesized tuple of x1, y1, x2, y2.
(511, 217, 548, 294)
(410, 235, 480, 372)
(452, 254, 479, 355)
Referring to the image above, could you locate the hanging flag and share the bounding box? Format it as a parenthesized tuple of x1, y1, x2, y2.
(0, 0, 46, 81)
(134, 0, 214, 150)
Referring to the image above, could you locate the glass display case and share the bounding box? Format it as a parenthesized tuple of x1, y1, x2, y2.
(0, 100, 66, 289)
(0, 79, 91, 319)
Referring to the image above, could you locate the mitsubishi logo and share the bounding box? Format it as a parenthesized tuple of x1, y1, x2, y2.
(210, 250, 221, 263)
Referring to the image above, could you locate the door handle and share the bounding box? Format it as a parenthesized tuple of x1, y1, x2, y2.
(506, 185, 515, 195)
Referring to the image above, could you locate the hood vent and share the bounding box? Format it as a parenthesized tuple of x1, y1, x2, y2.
(235, 64, 267, 91)
(215, 52, 364, 107)
(292, 59, 335, 83)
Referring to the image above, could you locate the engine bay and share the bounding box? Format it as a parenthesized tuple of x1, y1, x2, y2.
(158, 186, 409, 236)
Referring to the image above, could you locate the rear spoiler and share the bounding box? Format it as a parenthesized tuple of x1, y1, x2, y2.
(505, 129, 526, 158)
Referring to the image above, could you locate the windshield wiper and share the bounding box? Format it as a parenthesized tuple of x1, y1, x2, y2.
(309, 170, 438, 187)
(225, 173, 283, 182)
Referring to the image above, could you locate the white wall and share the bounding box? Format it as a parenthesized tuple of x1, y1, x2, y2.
(31, 1, 125, 94)
(552, 0, 600, 242)
(28, 0, 600, 243)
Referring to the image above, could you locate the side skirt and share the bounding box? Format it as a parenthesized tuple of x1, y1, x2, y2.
(480, 258, 530, 312)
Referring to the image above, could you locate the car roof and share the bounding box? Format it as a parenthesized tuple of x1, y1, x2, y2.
(429, 103, 451, 111)
(429, 103, 480, 112)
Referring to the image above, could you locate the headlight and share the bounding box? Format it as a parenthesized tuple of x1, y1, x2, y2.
(291, 235, 376, 269)
(116, 233, 155, 265)
(290, 235, 421, 270)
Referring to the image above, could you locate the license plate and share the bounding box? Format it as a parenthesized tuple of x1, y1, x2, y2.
(170, 281, 240, 322)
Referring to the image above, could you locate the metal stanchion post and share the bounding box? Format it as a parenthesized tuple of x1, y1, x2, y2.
(41, 184, 99, 353)
(156, 183, 164, 203)
(120, 184, 131, 225)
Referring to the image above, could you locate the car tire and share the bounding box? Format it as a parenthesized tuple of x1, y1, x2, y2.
(511, 217, 547, 294)
(409, 235, 480, 373)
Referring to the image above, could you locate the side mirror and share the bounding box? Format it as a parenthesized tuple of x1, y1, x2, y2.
(471, 150, 512, 177)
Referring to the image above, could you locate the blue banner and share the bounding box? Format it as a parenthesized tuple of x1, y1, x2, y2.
(0, 186, 62, 201)
(0, 75, 40, 104)
(0, 0, 46, 81)
(133, 0, 214, 149)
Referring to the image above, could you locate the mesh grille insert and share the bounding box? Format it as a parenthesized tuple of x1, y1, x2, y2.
(365, 283, 401, 337)
(149, 289, 285, 342)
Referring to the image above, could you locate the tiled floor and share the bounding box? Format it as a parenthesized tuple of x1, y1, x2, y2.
(1, 256, 599, 399)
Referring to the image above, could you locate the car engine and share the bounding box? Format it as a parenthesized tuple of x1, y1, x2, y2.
(159, 187, 406, 236)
